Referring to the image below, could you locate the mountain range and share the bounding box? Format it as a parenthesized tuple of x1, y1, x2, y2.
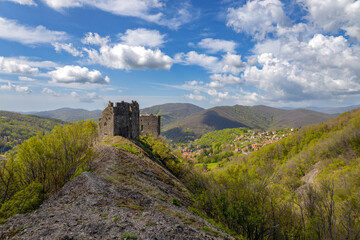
(24, 103, 359, 142)
(30, 108, 102, 122)
(162, 105, 333, 141)
(140, 103, 204, 126)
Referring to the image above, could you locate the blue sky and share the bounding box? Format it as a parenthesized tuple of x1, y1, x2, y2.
(0, 0, 359, 111)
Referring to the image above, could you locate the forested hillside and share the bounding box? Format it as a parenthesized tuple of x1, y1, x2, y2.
(185, 108, 360, 239)
(0, 111, 65, 153)
(141, 103, 204, 126)
(31, 108, 102, 122)
(175, 127, 296, 166)
(163, 105, 332, 142)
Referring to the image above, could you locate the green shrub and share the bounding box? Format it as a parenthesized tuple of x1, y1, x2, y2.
(0, 120, 98, 222)
(172, 197, 180, 206)
(0, 182, 43, 220)
(104, 141, 143, 158)
(139, 135, 182, 175)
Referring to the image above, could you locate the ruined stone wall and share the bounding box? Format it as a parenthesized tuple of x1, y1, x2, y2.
(98, 102, 115, 140)
(98, 101, 140, 140)
(140, 114, 161, 137)
(130, 101, 140, 140)
(113, 101, 131, 139)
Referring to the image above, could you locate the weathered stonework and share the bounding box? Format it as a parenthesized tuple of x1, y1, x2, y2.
(99, 101, 140, 140)
(140, 114, 161, 137)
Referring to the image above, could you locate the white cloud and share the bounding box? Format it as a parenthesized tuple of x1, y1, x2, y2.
(244, 34, 360, 101)
(0, 17, 68, 44)
(0, 82, 31, 93)
(156, 2, 194, 29)
(81, 32, 110, 46)
(8, 57, 59, 69)
(18, 76, 35, 81)
(85, 44, 172, 70)
(42, 0, 193, 29)
(165, 80, 207, 93)
(232, 89, 264, 105)
(227, 0, 289, 40)
(299, 0, 360, 42)
(198, 38, 237, 53)
(41, 0, 82, 8)
(222, 53, 244, 73)
(70, 91, 78, 97)
(185, 90, 206, 101)
(209, 74, 243, 87)
(207, 81, 224, 89)
(207, 89, 229, 98)
(207, 89, 230, 103)
(119, 28, 166, 48)
(49, 65, 110, 84)
(0, 56, 39, 74)
(42, 0, 162, 21)
(69, 90, 101, 102)
(175, 51, 218, 69)
(41, 87, 60, 96)
(79, 92, 102, 103)
(53, 43, 83, 57)
(174, 51, 244, 74)
(3, 0, 37, 5)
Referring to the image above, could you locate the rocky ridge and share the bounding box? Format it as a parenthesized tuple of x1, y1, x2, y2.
(0, 137, 232, 239)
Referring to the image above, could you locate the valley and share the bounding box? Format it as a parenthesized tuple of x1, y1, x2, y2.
(0, 111, 65, 154)
(175, 127, 297, 168)
(1, 104, 359, 239)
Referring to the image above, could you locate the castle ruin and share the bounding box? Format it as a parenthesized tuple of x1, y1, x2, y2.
(98, 101, 161, 140)
(140, 114, 161, 136)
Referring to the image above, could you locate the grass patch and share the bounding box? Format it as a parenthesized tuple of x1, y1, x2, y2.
(120, 233, 137, 239)
(203, 226, 221, 237)
(112, 216, 120, 223)
(195, 163, 218, 170)
(103, 139, 143, 158)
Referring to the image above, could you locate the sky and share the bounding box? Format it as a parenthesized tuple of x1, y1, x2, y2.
(0, 0, 359, 111)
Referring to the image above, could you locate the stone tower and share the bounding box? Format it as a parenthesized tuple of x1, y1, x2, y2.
(140, 114, 161, 137)
(98, 101, 140, 140)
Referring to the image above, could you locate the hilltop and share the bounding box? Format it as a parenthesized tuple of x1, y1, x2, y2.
(0, 111, 65, 153)
(163, 105, 332, 141)
(31, 108, 102, 122)
(140, 103, 204, 126)
(0, 136, 232, 239)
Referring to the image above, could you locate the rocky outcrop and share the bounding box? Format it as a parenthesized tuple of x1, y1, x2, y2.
(0, 137, 232, 239)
